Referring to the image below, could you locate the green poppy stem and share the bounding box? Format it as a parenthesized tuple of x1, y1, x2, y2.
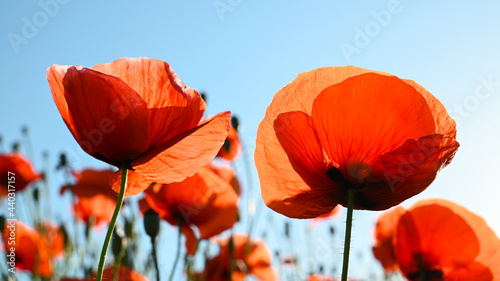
(341, 188, 356, 281)
(152, 237, 160, 281)
(169, 218, 182, 281)
(96, 168, 128, 281)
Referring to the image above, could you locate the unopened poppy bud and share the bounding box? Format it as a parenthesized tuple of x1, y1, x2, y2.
(284, 222, 290, 238)
(112, 229, 125, 258)
(56, 153, 68, 170)
(0, 216, 5, 233)
(200, 92, 207, 103)
(12, 142, 20, 152)
(59, 225, 71, 250)
(33, 187, 39, 202)
(125, 218, 135, 239)
(329, 226, 335, 236)
(144, 209, 160, 239)
(319, 265, 324, 274)
(231, 116, 240, 131)
(21, 126, 28, 135)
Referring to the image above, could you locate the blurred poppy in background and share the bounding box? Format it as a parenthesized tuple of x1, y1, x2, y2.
(144, 161, 239, 254)
(2, 221, 64, 278)
(61, 266, 149, 281)
(0, 153, 42, 196)
(217, 122, 242, 162)
(394, 199, 500, 280)
(255, 66, 459, 218)
(47, 57, 231, 192)
(197, 234, 278, 281)
(372, 205, 405, 273)
(61, 169, 118, 226)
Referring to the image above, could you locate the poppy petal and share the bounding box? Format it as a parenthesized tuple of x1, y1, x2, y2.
(412, 199, 500, 280)
(251, 267, 278, 281)
(111, 169, 154, 197)
(182, 226, 199, 256)
(47, 65, 150, 166)
(91, 57, 205, 147)
(132, 111, 231, 184)
(311, 73, 436, 171)
(446, 261, 493, 281)
(192, 180, 238, 240)
(0, 153, 42, 195)
(257, 111, 339, 218)
(62, 169, 115, 198)
(403, 79, 457, 137)
(372, 206, 406, 272)
(395, 203, 480, 278)
(364, 135, 459, 210)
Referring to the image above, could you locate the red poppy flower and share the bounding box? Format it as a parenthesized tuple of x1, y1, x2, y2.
(72, 194, 117, 226)
(199, 234, 278, 281)
(40, 222, 66, 259)
(61, 266, 149, 281)
(144, 162, 239, 254)
(255, 66, 459, 218)
(61, 168, 116, 198)
(217, 125, 242, 161)
(205, 160, 241, 196)
(394, 199, 499, 280)
(61, 168, 118, 226)
(372, 205, 406, 273)
(47, 57, 231, 193)
(2, 221, 63, 277)
(0, 153, 42, 196)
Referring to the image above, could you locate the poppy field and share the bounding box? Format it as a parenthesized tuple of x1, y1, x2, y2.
(2, 2, 500, 281)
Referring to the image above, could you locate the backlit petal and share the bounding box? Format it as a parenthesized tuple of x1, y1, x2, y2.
(257, 111, 338, 218)
(47, 64, 150, 166)
(92, 57, 205, 146)
(111, 169, 154, 197)
(132, 112, 231, 184)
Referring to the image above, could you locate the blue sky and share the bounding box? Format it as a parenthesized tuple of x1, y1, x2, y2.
(2, 1, 500, 280)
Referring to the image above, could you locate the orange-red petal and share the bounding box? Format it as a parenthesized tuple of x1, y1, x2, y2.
(311, 73, 436, 170)
(372, 206, 405, 272)
(91, 57, 205, 147)
(61, 169, 115, 198)
(111, 169, 154, 197)
(258, 111, 339, 218)
(3, 221, 54, 277)
(0, 153, 42, 195)
(132, 111, 231, 184)
(217, 126, 242, 161)
(73, 194, 117, 226)
(394, 200, 495, 280)
(47, 64, 150, 166)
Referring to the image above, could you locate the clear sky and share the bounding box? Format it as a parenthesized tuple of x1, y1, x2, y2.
(1, 1, 500, 280)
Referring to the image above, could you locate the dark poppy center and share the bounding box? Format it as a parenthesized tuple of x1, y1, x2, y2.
(408, 269, 443, 281)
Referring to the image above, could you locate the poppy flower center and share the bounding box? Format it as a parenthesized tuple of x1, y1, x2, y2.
(407, 269, 443, 281)
(326, 159, 370, 191)
(408, 253, 444, 281)
(346, 158, 371, 185)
